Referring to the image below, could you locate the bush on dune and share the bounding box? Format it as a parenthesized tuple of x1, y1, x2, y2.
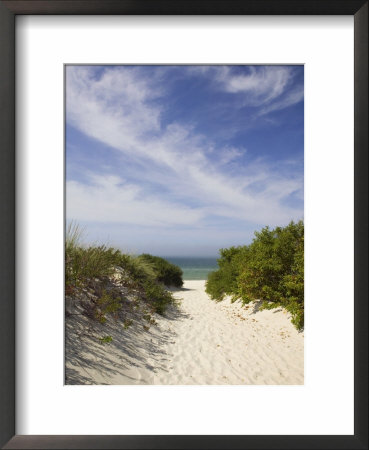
(117, 253, 156, 283)
(66, 223, 121, 290)
(206, 221, 304, 330)
(66, 244, 121, 289)
(138, 254, 183, 287)
(206, 246, 247, 301)
(280, 234, 304, 329)
(65, 223, 180, 320)
(142, 280, 176, 315)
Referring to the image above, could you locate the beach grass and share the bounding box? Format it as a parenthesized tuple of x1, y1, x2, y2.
(65, 222, 182, 320)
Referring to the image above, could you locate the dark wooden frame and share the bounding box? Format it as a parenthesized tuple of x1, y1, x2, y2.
(0, 1, 367, 449)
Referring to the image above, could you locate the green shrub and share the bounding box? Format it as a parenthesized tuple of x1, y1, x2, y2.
(281, 234, 304, 329)
(117, 253, 156, 282)
(206, 221, 304, 330)
(138, 254, 183, 287)
(143, 280, 175, 315)
(236, 221, 304, 329)
(99, 336, 113, 344)
(94, 290, 122, 323)
(205, 246, 248, 301)
(206, 270, 228, 301)
(123, 319, 133, 329)
(65, 222, 178, 321)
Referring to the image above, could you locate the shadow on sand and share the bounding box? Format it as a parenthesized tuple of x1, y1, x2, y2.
(168, 286, 194, 292)
(65, 301, 191, 385)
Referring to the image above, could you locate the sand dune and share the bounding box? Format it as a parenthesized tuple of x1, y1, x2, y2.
(65, 280, 304, 385)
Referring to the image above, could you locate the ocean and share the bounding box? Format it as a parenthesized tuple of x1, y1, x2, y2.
(164, 256, 218, 280)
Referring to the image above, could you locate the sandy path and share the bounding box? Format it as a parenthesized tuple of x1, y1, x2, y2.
(66, 280, 304, 385)
(154, 280, 303, 384)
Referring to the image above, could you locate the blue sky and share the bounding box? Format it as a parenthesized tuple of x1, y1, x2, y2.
(66, 65, 304, 256)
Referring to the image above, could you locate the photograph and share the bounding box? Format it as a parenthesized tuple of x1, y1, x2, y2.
(65, 64, 304, 385)
(1, 0, 366, 446)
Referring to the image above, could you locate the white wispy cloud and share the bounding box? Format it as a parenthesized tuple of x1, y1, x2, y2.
(190, 65, 303, 114)
(66, 66, 303, 231)
(217, 66, 291, 102)
(67, 174, 205, 227)
(258, 85, 304, 116)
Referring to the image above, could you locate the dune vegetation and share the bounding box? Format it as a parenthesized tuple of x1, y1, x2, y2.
(206, 221, 304, 330)
(138, 254, 183, 288)
(65, 223, 182, 332)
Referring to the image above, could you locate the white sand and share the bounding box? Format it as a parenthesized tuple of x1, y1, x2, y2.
(66, 280, 304, 385)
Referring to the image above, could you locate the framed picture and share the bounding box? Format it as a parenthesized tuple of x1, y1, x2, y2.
(0, 1, 367, 449)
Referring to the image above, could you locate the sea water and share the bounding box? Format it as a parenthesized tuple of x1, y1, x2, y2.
(164, 257, 218, 280)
